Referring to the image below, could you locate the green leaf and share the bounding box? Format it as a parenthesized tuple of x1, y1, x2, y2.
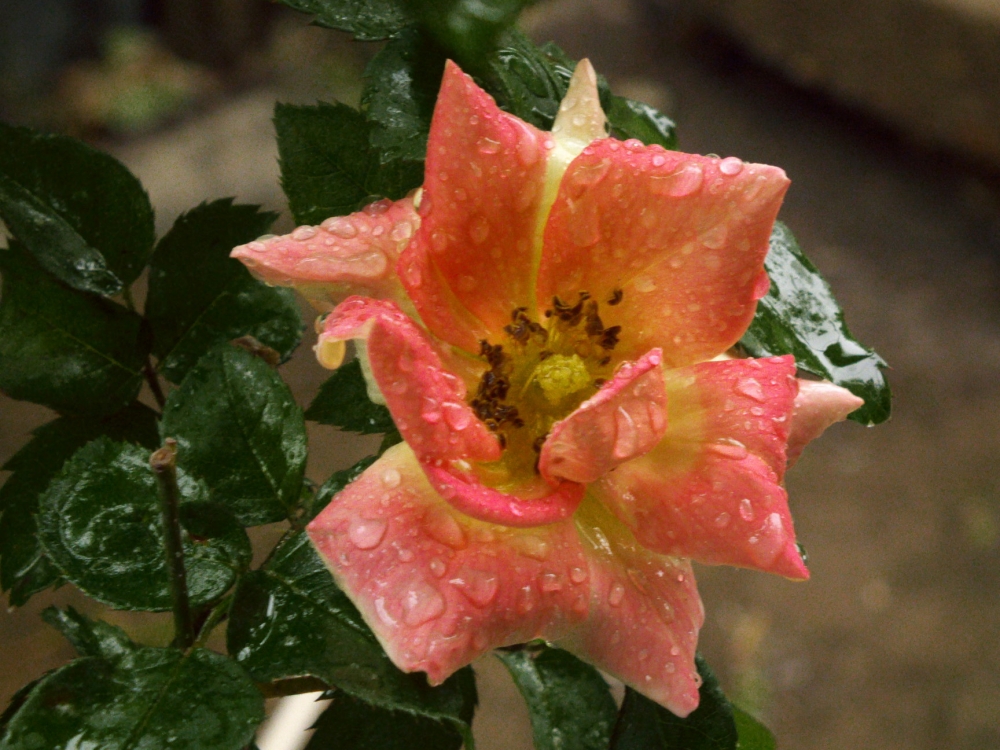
(481, 30, 572, 130)
(161, 345, 308, 525)
(362, 27, 445, 164)
(36, 438, 251, 610)
(146, 199, 303, 384)
(275, 101, 423, 226)
(405, 0, 535, 70)
(0, 647, 263, 750)
(41, 606, 135, 661)
(227, 531, 477, 738)
(0, 122, 154, 293)
(496, 644, 617, 750)
(733, 706, 776, 750)
(606, 96, 677, 150)
(740, 221, 891, 425)
(0, 403, 159, 605)
(610, 656, 737, 750)
(0, 244, 148, 416)
(309, 454, 378, 522)
(306, 359, 395, 434)
(276, 0, 413, 41)
(305, 691, 464, 750)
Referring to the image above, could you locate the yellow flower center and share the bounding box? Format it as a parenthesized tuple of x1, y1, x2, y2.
(533, 354, 592, 405)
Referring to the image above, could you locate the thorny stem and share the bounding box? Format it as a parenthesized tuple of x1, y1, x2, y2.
(150, 439, 194, 650)
(144, 359, 167, 410)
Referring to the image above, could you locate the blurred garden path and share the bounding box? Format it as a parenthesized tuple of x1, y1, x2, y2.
(3, 1, 1000, 748)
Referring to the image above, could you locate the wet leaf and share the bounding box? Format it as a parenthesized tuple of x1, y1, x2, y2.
(606, 95, 677, 150)
(733, 706, 776, 750)
(0, 647, 262, 750)
(309, 455, 378, 522)
(305, 691, 464, 750)
(276, 0, 413, 41)
(227, 531, 476, 740)
(146, 199, 303, 384)
(0, 122, 154, 293)
(275, 101, 423, 226)
(36, 438, 251, 610)
(0, 244, 147, 416)
(362, 27, 445, 164)
(306, 359, 396, 434)
(161, 345, 308, 526)
(610, 656, 737, 750)
(41, 606, 135, 661)
(497, 644, 617, 750)
(0, 403, 159, 605)
(740, 221, 891, 425)
(406, 0, 534, 69)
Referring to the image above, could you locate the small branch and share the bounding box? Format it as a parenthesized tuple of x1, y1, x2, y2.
(151, 439, 194, 650)
(144, 359, 167, 410)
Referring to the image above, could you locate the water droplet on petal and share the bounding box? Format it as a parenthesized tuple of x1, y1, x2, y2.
(429, 559, 447, 577)
(402, 581, 446, 626)
(469, 215, 490, 244)
(517, 585, 536, 614)
(736, 378, 765, 402)
(382, 468, 401, 488)
(613, 406, 639, 459)
(719, 156, 744, 175)
(652, 153, 666, 167)
(707, 439, 748, 460)
(571, 158, 612, 188)
(349, 518, 387, 549)
(608, 582, 626, 606)
(633, 275, 656, 293)
(714, 512, 731, 528)
(540, 572, 563, 592)
(398, 548, 415, 562)
(425, 507, 467, 549)
(442, 402, 472, 431)
(570, 566, 588, 584)
(513, 535, 550, 560)
(451, 568, 499, 607)
(739, 498, 755, 521)
(292, 225, 317, 241)
(477, 137, 501, 155)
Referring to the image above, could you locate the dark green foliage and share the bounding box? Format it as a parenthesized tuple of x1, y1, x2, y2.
(606, 96, 678, 150)
(0, 403, 158, 606)
(610, 657, 738, 750)
(404, 0, 536, 70)
(0, 122, 154, 294)
(362, 27, 446, 164)
(0, 244, 147, 416)
(41, 607, 135, 661)
(306, 359, 396, 433)
(161, 345, 308, 526)
(227, 531, 477, 738)
(146, 199, 303, 384)
(36, 438, 251, 610)
(275, 102, 424, 226)
(310, 455, 378, 520)
(497, 645, 617, 750)
(733, 706, 776, 750)
(740, 221, 891, 425)
(0, 646, 263, 750)
(481, 31, 574, 130)
(277, 0, 413, 40)
(305, 692, 464, 750)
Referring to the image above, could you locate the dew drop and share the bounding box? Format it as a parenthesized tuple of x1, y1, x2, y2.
(442, 402, 472, 431)
(477, 137, 501, 155)
(665, 662, 676, 674)
(382, 468, 402, 488)
(291, 225, 317, 241)
(633, 275, 656, 293)
(707, 438, 748, 460)
(714, 512, 731, 528)
(571, 158, 612, 187)
(514, 535, 550, 560)
(425, 507, 466, 549)
(452, 568, 499, 607)
(398, 548, 415, 562)
(349, 518, 387, 549)
(652, 153, 666, 167)
(608, 582, 626, 606)
(517, 585, 536, 614)
(469, 215, 490, 244)
(570, 566, 588, 584)
(719, 156, 744, 175)
(540, 573, 563, 593)
(736, 378, 766, 402)
(613, 406, 639, 460)
(402, 581, 446, 626)
(429, 559, 447, 577)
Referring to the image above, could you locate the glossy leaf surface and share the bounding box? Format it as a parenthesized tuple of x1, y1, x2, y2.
(305, 692, 464, 750)
(733, 706, 776, 750)
(305, 359, 395, 434)
(0, 648, 262, 750)
(276, 0, 412, 40)
(0, 122, 154, 293)
(497, 645, 617, 750)
(146, 199, 302, 384)
(41, 606, 135, 661)
(0, 403, 158, 605)
(610, 657, 737, 750)
(161, 345, 308, 526)
(741, 222, 890, 425)
(227, 531, 477, 736)
(0, 245, 147, 416)
(37, 438, 251, 610)
(309, 455, 378, 522)
(275, 102, 423, 226)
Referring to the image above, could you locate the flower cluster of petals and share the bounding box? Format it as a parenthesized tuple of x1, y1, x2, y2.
(232, 59, 862, 716)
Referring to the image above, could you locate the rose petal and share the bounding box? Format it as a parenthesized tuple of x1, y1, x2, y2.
(307, 444, 589, 684)
(538, 143, 789, 368)
(421, 462, 585, 527)
(787, 379, 864, 467)
(557, 496, 705, 718)
(318, 297, 500, 464)
(593, 356, 809, 579)
(540, 348, 668, 485)
(398, 61, 552, 352)
(232, 197, 417, 311)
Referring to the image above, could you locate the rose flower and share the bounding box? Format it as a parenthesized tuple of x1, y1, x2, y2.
(233, 60, 861, 716)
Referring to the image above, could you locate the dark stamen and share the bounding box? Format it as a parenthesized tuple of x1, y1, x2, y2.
(607, 288, 623, 305)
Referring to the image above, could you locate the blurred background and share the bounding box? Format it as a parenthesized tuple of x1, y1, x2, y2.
(2, 0, 1000, 748)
